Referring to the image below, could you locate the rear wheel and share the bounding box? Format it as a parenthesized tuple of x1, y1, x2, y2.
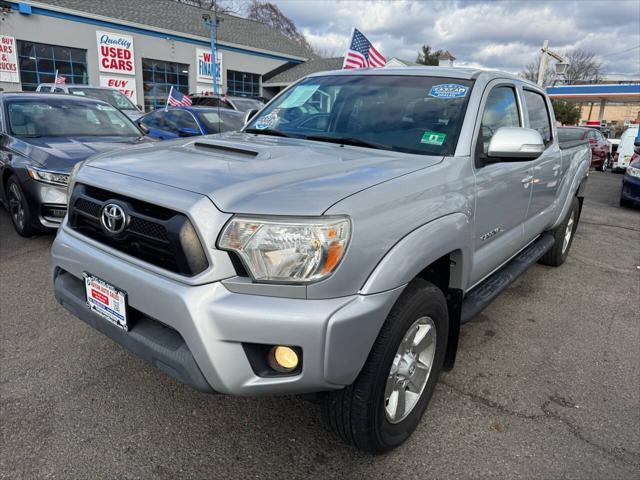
(322, 279, 448, 454)
(6, 175, 37, 237)
(538, 196, 580, 267)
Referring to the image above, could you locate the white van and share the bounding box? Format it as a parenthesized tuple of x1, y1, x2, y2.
(613, 125, 640, 172)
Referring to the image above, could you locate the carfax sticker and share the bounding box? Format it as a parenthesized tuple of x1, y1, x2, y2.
(429, 84, 469, 98)
(421, 131, 446, 146)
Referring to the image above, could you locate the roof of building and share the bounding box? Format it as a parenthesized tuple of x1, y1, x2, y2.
(29, 0, 311, 60)
(438, 50, 456, 60)
(546, 83, 640, 102)
(263, 57, 344, 86)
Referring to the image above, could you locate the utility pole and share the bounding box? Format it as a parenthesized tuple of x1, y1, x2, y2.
(537, 40, 570, 87)
(202, 8, 222, 95)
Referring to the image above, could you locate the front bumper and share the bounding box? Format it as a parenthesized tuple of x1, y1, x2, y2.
(51, 227, 403, 395)
(21, 176, 67, 228)
(621, 174, 640, 205)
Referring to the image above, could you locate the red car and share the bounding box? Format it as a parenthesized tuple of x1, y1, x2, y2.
(557, 126, 610, 171)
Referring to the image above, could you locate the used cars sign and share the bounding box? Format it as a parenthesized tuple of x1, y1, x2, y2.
(96, 31, 135, 75)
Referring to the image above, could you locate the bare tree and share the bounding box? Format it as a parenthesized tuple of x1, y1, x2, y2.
(246, 0, 314, 55)
(520, 48, 603, 86)
(173, 0, 247, 15)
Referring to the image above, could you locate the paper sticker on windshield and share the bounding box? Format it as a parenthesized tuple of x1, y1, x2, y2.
(279, 85, 320, 108)
(421, 131, 446, 146)
(429, 84, 468, 99)
(255, 108, 279, 129)
(95, 104, 117, 111)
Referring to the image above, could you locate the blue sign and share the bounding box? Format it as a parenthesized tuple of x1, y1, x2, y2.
(429, 84, 469, 99)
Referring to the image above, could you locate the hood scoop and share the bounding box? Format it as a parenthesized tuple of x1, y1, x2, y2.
(192, 140, 259, 159)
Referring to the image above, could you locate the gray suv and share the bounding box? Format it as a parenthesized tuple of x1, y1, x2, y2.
(51, 67, 590, 453)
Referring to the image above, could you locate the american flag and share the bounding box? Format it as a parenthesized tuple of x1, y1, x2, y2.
(343, 28, 386, 69)
(54, 74, 66, 85)
(167, 88, 192, 107)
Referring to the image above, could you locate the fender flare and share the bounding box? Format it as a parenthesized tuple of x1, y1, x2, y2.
(550, 162, 589, 230)
(360, 212, 471, 295)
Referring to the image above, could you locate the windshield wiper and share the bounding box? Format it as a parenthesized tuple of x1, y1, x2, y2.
(305, 135, 392, 151)
(244, 128, 290, 138)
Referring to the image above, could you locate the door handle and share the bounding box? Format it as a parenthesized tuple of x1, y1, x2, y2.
(552, 164, 561, 171)
(521, 175, 534, 186)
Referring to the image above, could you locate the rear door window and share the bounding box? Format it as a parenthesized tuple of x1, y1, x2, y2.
(523, 90, 553, 147)
(479, 86, 521, 154)
(165, 110, 199, 133)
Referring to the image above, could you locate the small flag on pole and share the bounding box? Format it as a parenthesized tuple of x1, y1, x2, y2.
(53, 69, 66, 85)
(167, 87, 192, 107)
(343, 28, 386, 69)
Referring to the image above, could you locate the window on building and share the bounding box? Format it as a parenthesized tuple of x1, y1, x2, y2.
(227, 70, 260, 97)
(142, 59, 190, 111)
(523, 89, 553, 147)
(17, 41, 88, 91)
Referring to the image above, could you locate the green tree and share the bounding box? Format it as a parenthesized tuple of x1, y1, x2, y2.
(416, 45, 442, 66)
(552, 100, 581, 126)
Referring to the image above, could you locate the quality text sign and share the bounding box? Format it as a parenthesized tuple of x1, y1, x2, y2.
(99, 75, 138, 105)
(0, 36, 20, 83)
(96, 31, 135, 75)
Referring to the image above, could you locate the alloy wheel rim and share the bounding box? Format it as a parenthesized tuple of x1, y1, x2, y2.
(8, 184, 25, 231)
(384, 316, 437, 424)
(562, 211, 575, 255)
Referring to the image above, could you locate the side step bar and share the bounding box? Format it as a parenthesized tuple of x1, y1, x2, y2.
(460, 233, 555, 324)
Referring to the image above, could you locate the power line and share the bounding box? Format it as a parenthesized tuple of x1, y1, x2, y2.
(599, 44, 640, 58)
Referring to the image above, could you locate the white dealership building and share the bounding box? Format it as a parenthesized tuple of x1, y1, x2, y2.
(0, 0, 310, 109)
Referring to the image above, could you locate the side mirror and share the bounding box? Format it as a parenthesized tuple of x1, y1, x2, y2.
(244, 108, 258, 125)
(178, 127, 200, 137)
(137, 123, 150, 135)
(137, 104, 143, 111)
(487, 127, 545, 161)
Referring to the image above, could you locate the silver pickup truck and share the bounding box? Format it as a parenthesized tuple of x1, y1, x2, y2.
(51, 67, 590, 453)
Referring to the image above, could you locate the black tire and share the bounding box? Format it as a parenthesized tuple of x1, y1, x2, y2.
(6, 175, 38, 237)
(538, 196, 580, 267)
(322, 279, 448, 454)
(619, 196, 632, 208)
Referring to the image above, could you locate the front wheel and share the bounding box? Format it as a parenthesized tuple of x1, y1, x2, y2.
(6, 175, 38, 237)
(322, 279, 448, 454)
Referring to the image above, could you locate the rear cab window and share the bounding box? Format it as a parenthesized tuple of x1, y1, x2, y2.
(523, 89, 553, 148)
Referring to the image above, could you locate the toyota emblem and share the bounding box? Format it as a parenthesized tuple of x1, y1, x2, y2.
(100, 203, 127, 234)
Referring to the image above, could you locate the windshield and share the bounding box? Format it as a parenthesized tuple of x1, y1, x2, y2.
(245, 75, 473, 155)
(195, 109, 245, 133)
(230, 97, 263, 112)
(7, 98, 142, 137)
(68, 87, 137, 110)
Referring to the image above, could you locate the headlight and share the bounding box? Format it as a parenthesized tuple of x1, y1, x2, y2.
(66, 161, 85, 202)
(27, 167, 69, 186)
(627, 165, 640, 178)
(219, 216, 351, 283)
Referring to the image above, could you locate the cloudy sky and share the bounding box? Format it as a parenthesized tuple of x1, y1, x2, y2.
(270, 0, 640, 78)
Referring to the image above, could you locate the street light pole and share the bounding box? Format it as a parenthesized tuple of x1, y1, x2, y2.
(537, 40, 570, 87)
(203, 13, 220, 95)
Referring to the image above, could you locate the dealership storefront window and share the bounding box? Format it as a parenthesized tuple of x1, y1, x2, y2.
(17, 41, 88, 91)
(227, 70, 260, 97)
(142, 59, 190, 111)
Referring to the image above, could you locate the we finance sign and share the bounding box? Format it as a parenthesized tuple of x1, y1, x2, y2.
(196, 48, 222, 85)
(96, 31, 135, 75)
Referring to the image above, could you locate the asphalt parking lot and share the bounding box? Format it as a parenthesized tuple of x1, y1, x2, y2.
(1, 171, 638, 479)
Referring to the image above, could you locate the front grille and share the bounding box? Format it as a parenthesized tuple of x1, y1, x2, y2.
(67, 184, 208, 276)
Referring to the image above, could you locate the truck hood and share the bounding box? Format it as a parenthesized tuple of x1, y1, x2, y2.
(86, 133, 443, 215)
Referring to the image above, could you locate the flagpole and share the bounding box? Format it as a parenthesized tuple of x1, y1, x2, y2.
(342, 28, 356, 70)
(165, 85, 173, 112)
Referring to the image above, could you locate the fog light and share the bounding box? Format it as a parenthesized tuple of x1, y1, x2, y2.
(268, 346, 299, 372)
